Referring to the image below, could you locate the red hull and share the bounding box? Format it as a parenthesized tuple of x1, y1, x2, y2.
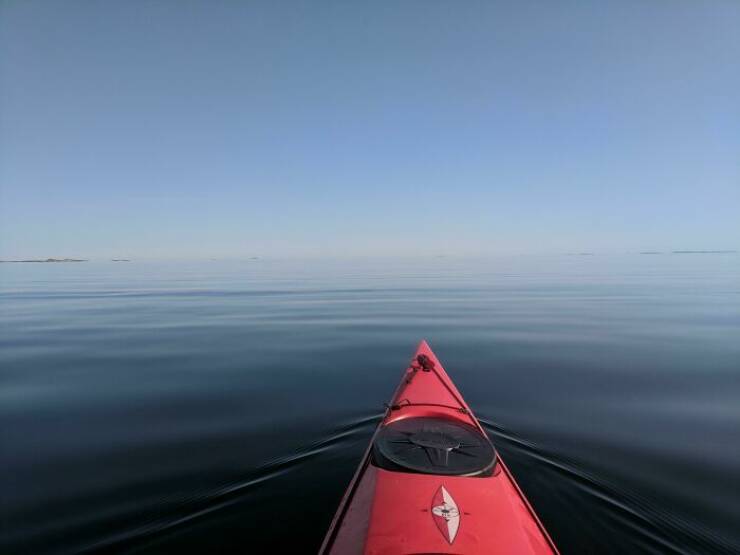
(320, 341, 558, 555)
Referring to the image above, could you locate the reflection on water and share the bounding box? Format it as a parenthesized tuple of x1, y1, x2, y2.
(1, 255, 739, 554)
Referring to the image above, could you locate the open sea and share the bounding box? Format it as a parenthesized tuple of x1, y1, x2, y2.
(1, 255, 738, 554)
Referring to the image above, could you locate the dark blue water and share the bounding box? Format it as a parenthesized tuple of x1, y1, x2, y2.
(2, 256, 739, 554)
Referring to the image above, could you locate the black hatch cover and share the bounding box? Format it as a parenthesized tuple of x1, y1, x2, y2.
(373, 417, 496, 476)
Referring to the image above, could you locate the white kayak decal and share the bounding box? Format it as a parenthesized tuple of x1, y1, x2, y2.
(431, 485, 460, 544)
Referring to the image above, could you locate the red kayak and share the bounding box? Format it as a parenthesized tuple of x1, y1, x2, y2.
(320, 341, 559, 554)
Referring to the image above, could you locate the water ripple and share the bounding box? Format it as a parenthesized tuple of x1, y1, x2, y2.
(480, 418, 738, 554)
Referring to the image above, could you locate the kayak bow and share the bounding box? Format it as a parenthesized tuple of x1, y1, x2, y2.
(319, 340, 558, 554)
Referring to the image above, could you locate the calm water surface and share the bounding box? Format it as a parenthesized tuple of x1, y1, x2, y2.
(1, 256, 739, 554)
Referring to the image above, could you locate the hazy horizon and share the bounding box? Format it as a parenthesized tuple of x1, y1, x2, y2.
(2, 2, 739, 259)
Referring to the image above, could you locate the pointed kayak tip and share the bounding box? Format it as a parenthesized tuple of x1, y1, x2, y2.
(413, 339, 442, 369)
(414, 339, 434, 361)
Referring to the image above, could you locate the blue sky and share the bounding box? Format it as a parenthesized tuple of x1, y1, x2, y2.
(1, 1, 738, 258)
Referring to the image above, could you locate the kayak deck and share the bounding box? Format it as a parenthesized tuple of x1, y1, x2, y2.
(320, 341, 558, 554)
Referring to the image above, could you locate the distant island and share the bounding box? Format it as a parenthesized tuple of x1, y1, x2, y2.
(0, 258, 87, 263)
(672, 250, 736, 254)
(111, 259, 131, 262)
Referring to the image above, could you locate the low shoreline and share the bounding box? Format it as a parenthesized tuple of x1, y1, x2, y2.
(0, 258, 88, 263)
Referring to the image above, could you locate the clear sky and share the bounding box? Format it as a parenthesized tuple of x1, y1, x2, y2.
(1, 1, 738, 259)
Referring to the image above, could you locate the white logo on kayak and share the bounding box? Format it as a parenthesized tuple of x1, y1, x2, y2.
(431, 486, 460, 544)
